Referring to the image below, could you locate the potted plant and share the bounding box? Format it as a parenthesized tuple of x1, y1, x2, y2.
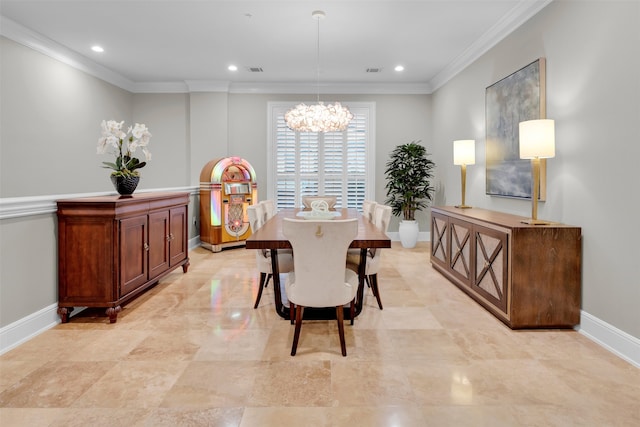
(97, 120, 152, 195)
(384, 140, 435, 248)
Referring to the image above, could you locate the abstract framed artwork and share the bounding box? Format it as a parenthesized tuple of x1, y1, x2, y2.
(485, 58, 546, 199)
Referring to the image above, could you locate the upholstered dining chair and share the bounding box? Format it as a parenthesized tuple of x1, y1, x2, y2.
(247, 204, 293, 309)
(260, 199, 277, 221)
(347, 199, 376, 288)
(282, 218, 359, 356)
(301, 195, 337, 210)
(361, 199, 377, 222)
(347, 204, 392, 309)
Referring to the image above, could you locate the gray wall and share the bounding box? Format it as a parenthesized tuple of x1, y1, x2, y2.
(431, 0, 640, 338)
(0, 37, 133, 197)
(1, 0, 638, 356)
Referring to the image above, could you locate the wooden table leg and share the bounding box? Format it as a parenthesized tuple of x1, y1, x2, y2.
(270, 249, 289, 320)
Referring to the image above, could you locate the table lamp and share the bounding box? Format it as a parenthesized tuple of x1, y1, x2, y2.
(519, 119, 555, 225)
(453, 139, 475, 209)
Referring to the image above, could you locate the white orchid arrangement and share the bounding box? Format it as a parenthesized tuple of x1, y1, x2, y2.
(97, 120, 152, 177)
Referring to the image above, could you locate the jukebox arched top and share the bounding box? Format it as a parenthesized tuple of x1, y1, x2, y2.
(201, 156, 257, 184)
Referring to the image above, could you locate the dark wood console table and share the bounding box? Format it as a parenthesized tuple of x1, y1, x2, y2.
(430, 206, 581, 329)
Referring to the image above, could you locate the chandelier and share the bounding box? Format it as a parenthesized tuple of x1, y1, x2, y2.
(285, 11, 353, 133)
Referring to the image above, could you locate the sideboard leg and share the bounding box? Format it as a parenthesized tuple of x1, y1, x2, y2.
(106, 306, 122, 323)
(182, 259, 190, 273)
(57, 307, 74, 323)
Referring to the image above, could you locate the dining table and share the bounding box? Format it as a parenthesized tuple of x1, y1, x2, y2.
(245, 207, 392, 320)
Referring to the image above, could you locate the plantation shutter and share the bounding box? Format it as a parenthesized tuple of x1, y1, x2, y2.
(269, 102, 374, 210)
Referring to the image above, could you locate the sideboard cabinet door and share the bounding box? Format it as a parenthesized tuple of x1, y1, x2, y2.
(449, 217, 474, 286)
(430, 211, 449, 270)
(119, 215, 149, 296)
(472, 224, 508, 315)
(148, 210, 170, 280)
(169, 206, 188, 267)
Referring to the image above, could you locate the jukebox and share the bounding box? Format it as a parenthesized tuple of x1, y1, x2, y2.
(199, 157, 258, 252)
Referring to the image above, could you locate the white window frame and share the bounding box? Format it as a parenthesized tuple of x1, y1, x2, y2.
(267, 101, 375, 209)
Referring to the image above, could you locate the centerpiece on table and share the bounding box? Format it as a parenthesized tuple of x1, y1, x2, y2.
(97, 120, 152, 195)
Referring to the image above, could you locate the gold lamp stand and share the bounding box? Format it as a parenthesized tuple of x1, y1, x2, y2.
(521, 157, 551, 225)
(456, 164, 471, 209)
(519, 120, 555, 225)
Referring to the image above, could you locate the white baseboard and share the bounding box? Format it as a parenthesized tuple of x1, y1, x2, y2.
(578, 310, 640, 368)
(0, 303, 59, 355)
(188, 236, 201, 250)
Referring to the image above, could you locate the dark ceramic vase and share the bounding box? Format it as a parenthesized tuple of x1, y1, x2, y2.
(110, 175, 140, 196)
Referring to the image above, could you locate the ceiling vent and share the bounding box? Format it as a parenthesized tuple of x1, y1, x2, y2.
(247, 67, 264, 72)
(366, 68, 382, 73)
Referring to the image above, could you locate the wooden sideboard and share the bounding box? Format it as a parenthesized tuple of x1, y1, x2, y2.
(430, 206, 581, 329)
(56, 192, 190, 323)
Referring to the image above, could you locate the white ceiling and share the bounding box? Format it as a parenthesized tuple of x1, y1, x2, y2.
(0, 0, 550, 93)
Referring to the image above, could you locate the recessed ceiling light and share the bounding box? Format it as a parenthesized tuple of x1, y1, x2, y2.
(394, 65, 404, 72)
(228, 65, 238, 71)
(91, 45, 104, 53)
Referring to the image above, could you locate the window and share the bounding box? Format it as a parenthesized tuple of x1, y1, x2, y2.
(267, 102, 375, 209)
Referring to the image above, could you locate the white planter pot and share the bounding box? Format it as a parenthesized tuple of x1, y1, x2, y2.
(398, 220, 419, 248)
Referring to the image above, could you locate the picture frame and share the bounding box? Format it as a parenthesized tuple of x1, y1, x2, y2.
(485, 58, 546, 200)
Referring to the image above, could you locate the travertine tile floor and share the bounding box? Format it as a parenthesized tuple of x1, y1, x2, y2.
(1, 242, 638, 426)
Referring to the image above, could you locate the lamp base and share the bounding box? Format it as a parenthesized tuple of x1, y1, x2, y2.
(520, 218, 553, 225)
(455, 204, 472, 209)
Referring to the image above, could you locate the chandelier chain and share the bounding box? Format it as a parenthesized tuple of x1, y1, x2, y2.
(316, 13, 320, 103)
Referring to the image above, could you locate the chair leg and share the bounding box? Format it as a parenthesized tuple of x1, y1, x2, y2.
(289, 302, 295, 325)
(370, 274, 383, 310)
(291, 305, 304, 356)
(336, 306, 347, 356)
(253, 272, 267, 309)
(350, 300, 355, 325)
(265, 273, 272, 288)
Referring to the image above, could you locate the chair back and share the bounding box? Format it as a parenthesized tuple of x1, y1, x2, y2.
(261, 199, 277, 221)
(283, 218, 358, 307)
(362, 200, 377, 222)
(374, 204, 392, 233)
(247, 204, 264, 232)
(302, 196, 337, 210)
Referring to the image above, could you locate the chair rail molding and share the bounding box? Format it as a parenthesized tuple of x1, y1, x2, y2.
(0, 186, 198, 220)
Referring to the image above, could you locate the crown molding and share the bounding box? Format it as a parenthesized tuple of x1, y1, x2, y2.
(429, 0, 553, 91)
(0, 16, 136, 92)
(2, 1, 551, 95)
(184, 80, 231, 93)
(133, 81, 190, 93)
(227, 81, 432, 95)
